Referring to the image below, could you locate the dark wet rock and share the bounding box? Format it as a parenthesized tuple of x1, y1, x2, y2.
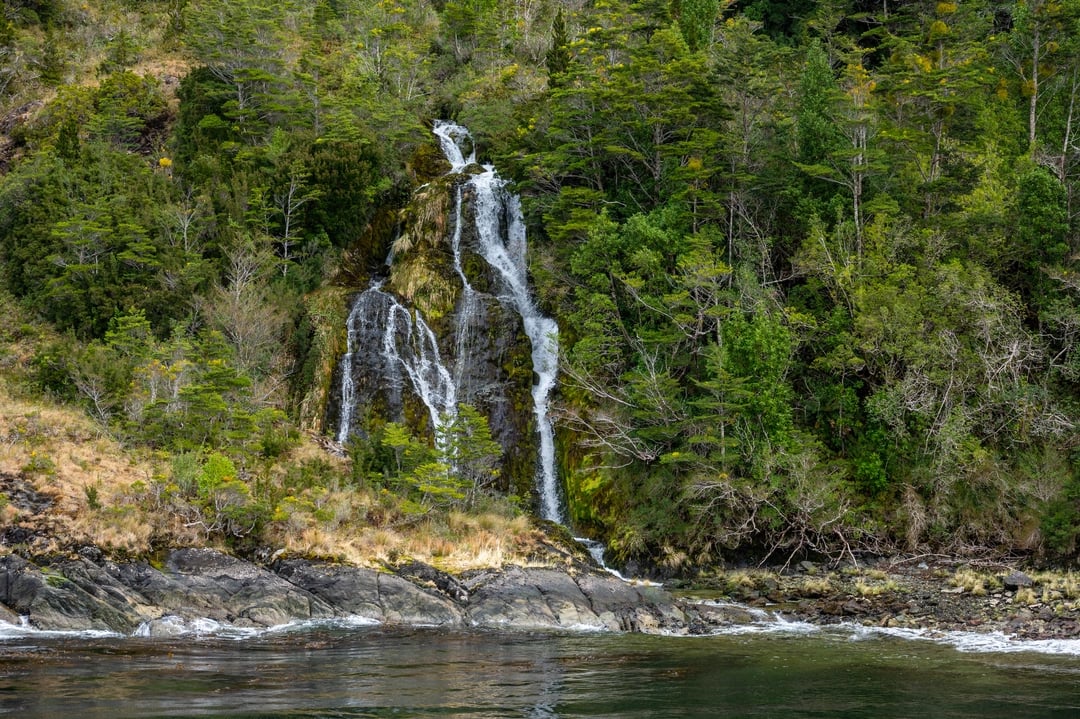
(0, 473, 52, 515)
(160, 549, 336, 627)
(691, 602, 759, 626)
(0, 602, 18, 625)
(273, 558, 463, 627)
(395, 560, 469, 603)
(465, 566, 607, 631)
(463, 566, 688, 634)
(8, 548, 1072, 641)
(0, 526, 37, 547)
(0, 554, 146, 632)
(0, 547, 709, 635)
(0, 549, 337, 632)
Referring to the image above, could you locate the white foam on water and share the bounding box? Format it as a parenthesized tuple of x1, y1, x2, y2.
(0, 617, 120, 640)
(134, 616, 262, 640)
(841, 622, 1080, 656)
(558, 621, 611, 633)
(679, 605, 1080, 655)
(132, 614, 385, 639)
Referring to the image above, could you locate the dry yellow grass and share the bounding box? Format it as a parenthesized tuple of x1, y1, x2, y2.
(0, 379, 161, 554)
(266, 508, 544, 572)
(854, 578, 898, 597)
(796, 576, 835, 596)
(949, 567, 1000, 596)
(1030, 570, 1080, 600)
(0, 360, 543, 571)
(723, 568, 770, 591)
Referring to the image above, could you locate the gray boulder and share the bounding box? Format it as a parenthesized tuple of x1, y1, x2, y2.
(159, 548, 336, 627)
(463, 566, 688, 634)
(1003, 571, 1034, 591)
(274, 559, 463, 627)
(0, 554, 148, 632)
(0, 548, 709, 636)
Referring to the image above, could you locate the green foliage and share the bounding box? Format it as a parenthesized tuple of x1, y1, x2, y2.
(88, 72, 168, 150)
(22, 451, 55, 477)
(437, 404, 502, 505)
(545, 8, 572, 82)
(1011, 165, 1069, 307)
(84, 483, 102, 511)
(739, 0, 815, 39)
(170, 452, 203, 495)
(98, 29, 140, 75)
(3, 0, 1080, 568)
(671, 0, 718, 51)
(198, 452, 237, 495)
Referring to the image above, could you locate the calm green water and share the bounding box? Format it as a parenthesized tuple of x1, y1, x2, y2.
(0, 625, 1078, 718)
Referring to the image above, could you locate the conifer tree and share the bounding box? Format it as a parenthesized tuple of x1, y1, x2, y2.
(546, 8, 571, 84)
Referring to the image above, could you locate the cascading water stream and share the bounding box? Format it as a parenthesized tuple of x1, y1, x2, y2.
(337, 283, 456, 443)
(433, 122, 475, 172)
(469, 173, 562, 523)
(448, 183, 481, 390)
(338, 122, 620, 574)
(336, 298, 363, 445)
(432, 120, 565, 524)
(386, 301, 457, 436)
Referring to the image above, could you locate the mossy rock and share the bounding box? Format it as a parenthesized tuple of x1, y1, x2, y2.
(297, 286, 351, 433)
(408, 143, 451, 184)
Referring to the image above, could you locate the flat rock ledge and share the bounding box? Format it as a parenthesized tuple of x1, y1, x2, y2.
(0, 549, 740, 636)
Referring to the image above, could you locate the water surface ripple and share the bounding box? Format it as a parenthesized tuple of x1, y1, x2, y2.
(1, 627, 1078, 718)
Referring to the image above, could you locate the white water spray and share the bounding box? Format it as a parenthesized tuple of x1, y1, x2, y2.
(433, 121, 475, 172)
(336, 299, 360, 444)
(337, 283, 456, 443)
(386, 300, 457, 435)
(433, 121, 564, 524)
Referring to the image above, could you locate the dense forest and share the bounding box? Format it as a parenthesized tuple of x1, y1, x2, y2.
(1, 0, 1079, 571)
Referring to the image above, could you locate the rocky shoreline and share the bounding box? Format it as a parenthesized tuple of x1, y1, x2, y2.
(1, 547, 1078, 643)
(0, 547, 719, 636)
(685, 558, 1080, 642)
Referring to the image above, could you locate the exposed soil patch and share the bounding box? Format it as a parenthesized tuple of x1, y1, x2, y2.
(0, 472, 53, 514)
(0, 471, 62, 550)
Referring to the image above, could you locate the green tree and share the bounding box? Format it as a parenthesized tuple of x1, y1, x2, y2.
(545, 7, 571, 83)
(183, 0, 301, 144)
(437, 404, 502, 506)
(1011, 165, 1070, 311)
(999, 0, 1080, 152)
(671, 0, 718, 51)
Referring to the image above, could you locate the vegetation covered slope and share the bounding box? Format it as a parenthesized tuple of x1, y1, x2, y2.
(0, 0, 1079, 571)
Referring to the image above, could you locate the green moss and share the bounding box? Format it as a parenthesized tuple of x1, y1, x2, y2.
(408, 143, 452, 184)
(43, 569, 70, 589)
(294, 286, 351, 432)
(389, 178, 461, 322)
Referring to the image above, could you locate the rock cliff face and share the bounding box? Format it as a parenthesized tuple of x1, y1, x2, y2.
(0, 549, 735, 636)
(325, 161, 539, 497)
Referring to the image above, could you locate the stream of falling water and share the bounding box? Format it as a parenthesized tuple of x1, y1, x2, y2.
(433, 121, 564, 524)
(337, 282, 456, 444)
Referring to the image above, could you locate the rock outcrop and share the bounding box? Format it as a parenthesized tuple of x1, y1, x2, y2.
(0, 549, 729, 636)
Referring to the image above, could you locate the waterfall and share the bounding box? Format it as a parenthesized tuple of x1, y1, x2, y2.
(433, 121, 475, 172)
(336, 297, 363, 445)
(468, 172, 562, 523)
(433, 121, 565, 524)
(337, 283, 456, 443)
(385, 300, 457, 435)
(449, 183, 481, 391)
